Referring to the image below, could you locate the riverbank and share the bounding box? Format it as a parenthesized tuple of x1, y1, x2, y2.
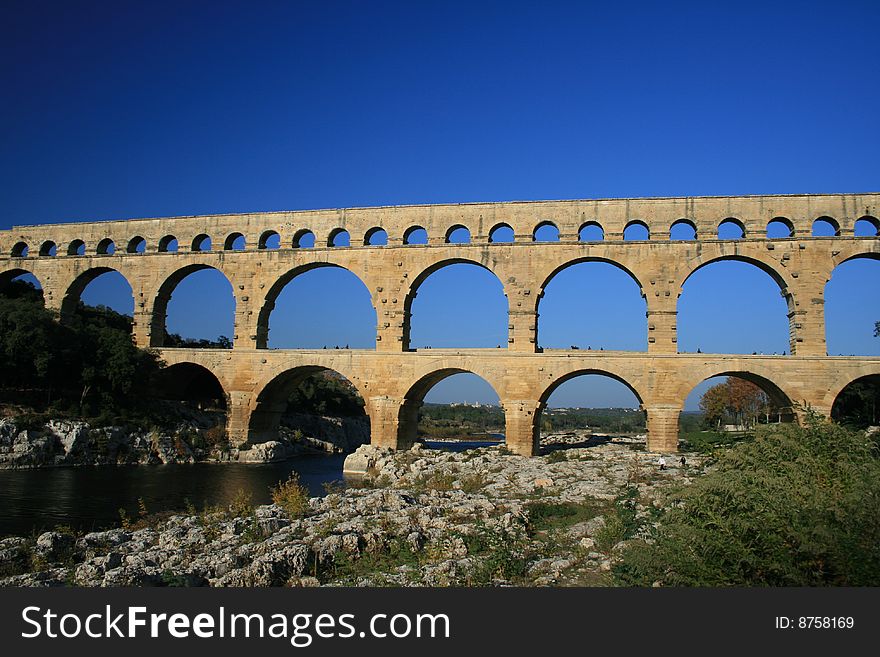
(0, 435, 705, 587)
(0, 414, 368, 469)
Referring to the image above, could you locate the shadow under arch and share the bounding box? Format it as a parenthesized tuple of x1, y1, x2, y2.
(0, 268, 44, 302)
(152, 362, 228, 409)
(830, 373, 880, 427)
(256, 262, 375, 349)
(403, 257, 508, 350)
(150, 264, 235, 347)
(60, 266, 134, 324)
(397, 367, 503, 449)
(248, 365, 368, 444)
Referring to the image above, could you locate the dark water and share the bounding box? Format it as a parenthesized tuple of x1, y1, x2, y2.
(0, 437, 505, 537)
(0, 454, 346, 537)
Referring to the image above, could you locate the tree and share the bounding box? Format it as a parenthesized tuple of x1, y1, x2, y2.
(699, 378, 772, 429)
(875, 320, 879, 338)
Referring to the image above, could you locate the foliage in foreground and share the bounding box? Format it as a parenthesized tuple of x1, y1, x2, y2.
(615, 420, 880, 586)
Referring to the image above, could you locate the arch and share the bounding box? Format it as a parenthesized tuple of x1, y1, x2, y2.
(678, 258, 790, 354)
(364, 227, 388, 246)
(67, 240, 85, 256)
(152, 362, 228, 409)
(397, 368, 503, 449)
(61, 267, 135, 323)
(854, 215, 880, 237)
(96, 238, 116, 255)
(812, 216, 840, 237)
(578, 221, 604, 241)
(533, 221, 560, 242)
(445, 225, 471, 244)
(717, 217, 746, 239)
(0, 268, 43, 301)
(10, 242, 28, 257)
(824, 254, 880, 356)
(39, 241, 57, 257)
(830, 374, 880, 427)
(670, 219, 697, 241)
(537, 258, 647, 351)
(403, 225, 428, 245)
(680, 371, 796, 424)
(767, 217, 794, 238)
(539, 369, 645, 407)
(259, 263, 376, 349)
(158, 235, 178, 252)
(191, 234, 212, 251)
(126, 236, 146, 254)
(404, 258, 507, 350)
(328, 228, 350, 247)
(488, 223, 514, 243)
(224, 232, 245, 251)
(292, 229, 315, 248)
(623, 220, 649, 241)
(248, 366, 367, 444)
(152, 264, 235, 347)
(258, 230, 280, 249)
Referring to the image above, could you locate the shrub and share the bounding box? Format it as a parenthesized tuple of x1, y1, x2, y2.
(272, 473, 310, 518)
(615, 421, 880, 586)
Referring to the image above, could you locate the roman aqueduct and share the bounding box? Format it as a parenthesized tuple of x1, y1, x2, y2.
(1, 193, 878, 454)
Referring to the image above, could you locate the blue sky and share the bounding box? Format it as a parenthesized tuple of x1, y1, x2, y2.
(3, 0, 879, 410)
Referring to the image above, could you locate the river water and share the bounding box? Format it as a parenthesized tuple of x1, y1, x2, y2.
(0, 439, 501, 537)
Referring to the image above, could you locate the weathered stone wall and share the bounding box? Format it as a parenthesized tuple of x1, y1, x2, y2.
(2, 194, 879, 454)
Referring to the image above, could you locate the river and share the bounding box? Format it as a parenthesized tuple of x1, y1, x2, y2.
(0, 438, 502, 537)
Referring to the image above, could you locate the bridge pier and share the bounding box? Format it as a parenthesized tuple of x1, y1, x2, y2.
(645, 405, 681, 453)
(504, 400, 543, 456)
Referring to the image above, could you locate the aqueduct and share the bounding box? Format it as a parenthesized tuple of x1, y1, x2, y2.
(2, 193, 879, 454)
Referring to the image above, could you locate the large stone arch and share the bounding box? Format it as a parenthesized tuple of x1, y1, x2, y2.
(60, 266, 135, 324)
(395, 365, 504, 450)
(149, 263, 236, 347)
(673, 366, 797, 418)
(822, 366, 880, 412)
(152, 361, 229, 408)
(256, 261, 376, 349)
(402, 257, 510, 350)
(535, 256, 647, 350)
(247, 363, 370, 444)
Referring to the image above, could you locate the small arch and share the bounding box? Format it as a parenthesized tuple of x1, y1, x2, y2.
(39, 241, 57, 257)
(404, 226, 428, 245)
(127, 236, 146, 254)
(578, 221, 604, 241)
(718, 217, 746, 240)
(623, 221, 649, 241)
(670, 219, 697, 241)
(364, 227, 388, 246)
(533, 221, 560, 242)
(191, 234, 212, 251)
(61, 267, 135, 324)
(10, 242, 29, 258)
(488, 223, 514, 243)
(96, 238, 116, 255)
(259, 230, 280, 250)
(445, 225, 471, 244)
(854, 215, 880, 237)
(767, 217, 794, 239)
(224, 232, 245, 251)
(328, 228, 350, 247)
(812, 216, 840, 237)
(292, 229, 315, 248)
(67, 239, 86, 256)
(158, 235, 178, 253)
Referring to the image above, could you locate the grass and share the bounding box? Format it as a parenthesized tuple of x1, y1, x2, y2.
(525, 500, 606, 532)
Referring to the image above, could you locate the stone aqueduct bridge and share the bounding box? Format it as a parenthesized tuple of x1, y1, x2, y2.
(2, 194, 879, 455)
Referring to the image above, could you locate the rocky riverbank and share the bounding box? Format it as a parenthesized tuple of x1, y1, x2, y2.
(0, 413, 369, 469)
(0, 434, 706, 587)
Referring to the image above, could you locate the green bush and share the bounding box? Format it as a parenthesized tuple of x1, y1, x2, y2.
(615, 421, 880, 586)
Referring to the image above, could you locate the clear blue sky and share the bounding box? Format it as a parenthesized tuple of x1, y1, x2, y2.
(3, 0, 878, 410)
